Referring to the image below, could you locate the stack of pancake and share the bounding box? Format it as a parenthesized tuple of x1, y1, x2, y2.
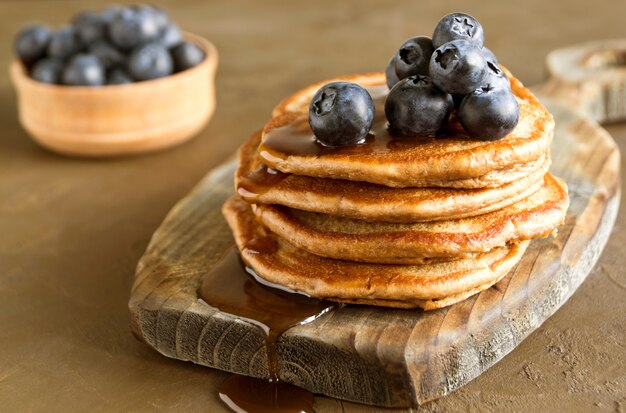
(225, 71, 569, 310)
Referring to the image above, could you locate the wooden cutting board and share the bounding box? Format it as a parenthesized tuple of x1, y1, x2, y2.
(128, 96, 620, 408)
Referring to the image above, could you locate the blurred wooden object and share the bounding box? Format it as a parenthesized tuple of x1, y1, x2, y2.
(10, 33, 218, 157)
(539, 39, 626, 123)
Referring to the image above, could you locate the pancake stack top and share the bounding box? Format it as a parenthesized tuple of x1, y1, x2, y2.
(226, 15, 569, 310)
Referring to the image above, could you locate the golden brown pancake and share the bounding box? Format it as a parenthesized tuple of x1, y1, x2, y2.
(252, 174, 568, 264)
(258, 71, 553, 189)
(237, 130, 550, 223)
(272, 73, 387, 118)
(224, 195, 530, 310)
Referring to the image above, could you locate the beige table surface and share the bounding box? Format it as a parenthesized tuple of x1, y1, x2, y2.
(1, 1, 625, 412)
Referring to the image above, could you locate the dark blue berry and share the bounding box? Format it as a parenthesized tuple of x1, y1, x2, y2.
(309, 82, 375, 147)
(128, 43, 173, 81)
(429, 39, 487, 94)
(108, 8, 160, 51)
(482, 47, 497, 64)
(151, 6, 170, 31)
(88, 40, 125, 69)
(62, 54, 105, 86)
(385, 56, 400, 89)
(159, 24, 182, 49)
(171, 42, 205, 72)
(482, 61, 510, 90)
(14, 24, 51, 66)
(31, 58, 63, 84)
(393, 36, 434, 80)
(108, 68, 133, 85)
(459, 86, 519, 141)
(132, 4, 170, 31)
(432, 13, 484, 48)
(72, 11, 106, 44)
(47, 26, 81, 60)
(385, 75, 453, 137)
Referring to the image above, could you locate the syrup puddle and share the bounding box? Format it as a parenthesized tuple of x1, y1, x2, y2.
(219, 376, 313, 413)
(197, 247, 337, 413)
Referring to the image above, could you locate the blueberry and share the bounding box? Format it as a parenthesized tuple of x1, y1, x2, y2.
(14, 24, 51, 66)
(159, 24, 183, 49)
(170, 42, 205, 72)
(107, 68, 133, 85)
(88, 40, 125, 69)
(128, 43, 173, 81)
(432, 13, 484, 48)
(47, 26, 82, 60)
(150, 6, 170, 31)
(393, 36, 434, 80)
(459, 86, 519, 141)
(309, 82, 375, 147)
(62, 54, 105, 86)
(131, 4, 170, 31)
(482, 47, 497, 64)
(429, 39, 487, 94)
(482, 61, 510, 90)
(385, 75, 453, 137)
(31, 58, 64, 84)
(72, 11, 106, 44)
(385, 56, 400, 89)
(108, 8, 160, 51)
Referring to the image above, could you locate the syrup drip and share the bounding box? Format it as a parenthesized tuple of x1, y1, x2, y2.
(242, 235, 279, 255)
(197, 246, 336, 413)
(237, 164, 287, 199)
(259, 106, 396, 159)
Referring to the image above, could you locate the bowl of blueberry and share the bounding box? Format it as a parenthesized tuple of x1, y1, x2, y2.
(10, 4, 218, 157)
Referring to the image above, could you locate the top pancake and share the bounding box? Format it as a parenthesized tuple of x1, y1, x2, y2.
(237, 130, 549, 223)
(258, 71, 554, 188)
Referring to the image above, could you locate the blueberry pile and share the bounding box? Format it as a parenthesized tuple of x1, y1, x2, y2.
(14, 5, 206, 86)
(308, 13, 519, 145)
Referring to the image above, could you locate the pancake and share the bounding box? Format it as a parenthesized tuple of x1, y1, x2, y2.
(253, 174, 568, 264)
(258, 71, 554, 189)
(237, 130, 550, 223)
(223, 195, 530, 310)
(272, 73, 386, 118)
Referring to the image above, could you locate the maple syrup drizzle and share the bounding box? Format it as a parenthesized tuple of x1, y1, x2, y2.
(236, 164, 287, 200)
(259, 108, 463, 161)
(197, 245, 336, 413)
(259, 101, 396, 159)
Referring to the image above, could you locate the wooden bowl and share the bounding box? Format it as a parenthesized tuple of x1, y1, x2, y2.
(10, 33, 218, 157)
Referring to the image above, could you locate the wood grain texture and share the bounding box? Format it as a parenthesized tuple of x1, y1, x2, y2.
(538, 39, 626, 123)
(128, 97, 620, 408)
(10, 33, 218, 157)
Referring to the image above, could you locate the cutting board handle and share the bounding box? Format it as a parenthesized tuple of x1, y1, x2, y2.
(537, 39, 626, 123)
